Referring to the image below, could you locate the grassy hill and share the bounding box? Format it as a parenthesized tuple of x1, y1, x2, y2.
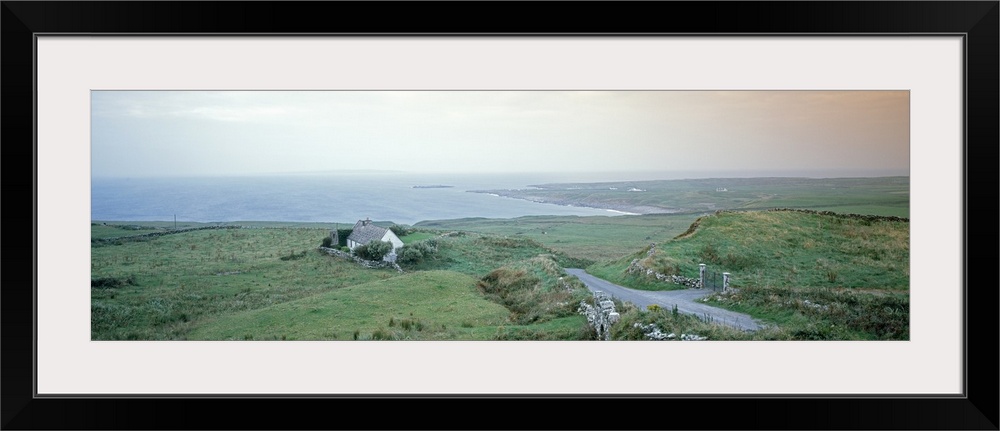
(92, 223, 596, 340)
(590, 209, 909, 290)
(586, 209, 910, 340)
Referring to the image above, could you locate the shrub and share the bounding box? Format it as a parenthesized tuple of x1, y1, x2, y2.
(354, 240, 394, 261)
(400, 318, 423, 331)
(397, 240, 438, 265)
(389, 225, 409, 237)
(370, 329, 392, 340)
(477, 268, 539, 296)
(321, 237, 333, 248)
(396, 245, 423, 265)
(91, 276, 137, 289)
(336, 229, 352, 247)
(280, 250, 308, 261)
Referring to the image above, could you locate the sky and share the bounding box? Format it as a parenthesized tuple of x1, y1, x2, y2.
(91, 90, 909, 178)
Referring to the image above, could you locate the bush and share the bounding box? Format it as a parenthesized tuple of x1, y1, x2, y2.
(397, 240, 438, 265)
(321, 237, 333, 248)
(91, 276, 136, 289)
(389, 225, 409, 237)
(354, 240, 394, 261)
(477, 268, 539, 296)
(280, 250, 308, 261)
(336, 229, 352, 247)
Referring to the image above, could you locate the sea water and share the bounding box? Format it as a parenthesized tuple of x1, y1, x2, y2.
(90, 172, 646, 225)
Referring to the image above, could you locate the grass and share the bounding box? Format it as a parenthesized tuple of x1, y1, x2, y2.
(466, 176, 910, 218)
(187, 271, 515, 340)
(586, 209, 909, 291)
(91, 226, 400, 340)
(476, 255, 592, 325)
(674, 209, 909, 289)
(585, 208, 910, 340)
(586, 257, 687, 291)
(92, 223, 593, 340)
(703, 285, 909, 340)
(415, 213, 698, 263)
(92, 176, 910, 341)
(610, 301, 790, 341)
(400, 231, 436, 244)
(399, 231, 588, 277)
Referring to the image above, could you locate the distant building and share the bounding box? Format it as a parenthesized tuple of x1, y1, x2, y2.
(346, 218, 404, 261)
(716, 187, 728, 192)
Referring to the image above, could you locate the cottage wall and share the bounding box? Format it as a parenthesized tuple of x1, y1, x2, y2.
(380, 231, 405, 250)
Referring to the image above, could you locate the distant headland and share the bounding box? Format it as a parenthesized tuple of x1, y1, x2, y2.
(412, 185, 454, 189)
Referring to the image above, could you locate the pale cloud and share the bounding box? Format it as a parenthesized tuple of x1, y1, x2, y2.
(91, 90, 909, 178)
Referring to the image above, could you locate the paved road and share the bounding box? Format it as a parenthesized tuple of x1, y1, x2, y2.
(565, 268, 761, 331)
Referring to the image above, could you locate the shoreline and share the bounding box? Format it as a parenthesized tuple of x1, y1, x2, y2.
(466, 190, 677, 216)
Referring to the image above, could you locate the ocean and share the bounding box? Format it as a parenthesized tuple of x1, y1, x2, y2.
(90, 172, 651, 226)
(92, 169, 907, 225)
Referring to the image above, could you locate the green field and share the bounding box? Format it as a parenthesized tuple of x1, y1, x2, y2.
(92, 176, 909, 341)
(415, 213, 698, 263)
(469, 176, 910, 218)
(92, 224, 597, 340)
(186, 271, 512, 340)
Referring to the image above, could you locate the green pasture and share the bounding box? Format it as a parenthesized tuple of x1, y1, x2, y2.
(415, 213, 698, 263)
(92, 176, 910, 341)
(470, 176, 909, 218)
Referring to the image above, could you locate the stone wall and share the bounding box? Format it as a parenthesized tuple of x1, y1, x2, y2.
(732, 207, 908, 223)
(578, 294, 708, 341)
(91, 225, 245, 245)
(632, 323, 707, 341)
(625, 243, 703, 288)
(577, 291, 620, 340)
(318, 246, 403, 272)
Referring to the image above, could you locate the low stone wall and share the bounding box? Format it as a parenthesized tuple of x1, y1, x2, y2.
(737, 207, 908, 223)
(577, 291, 620, 341)
(91, 225, 245, 244)
(632, 323, 707, 341)
(318, 247, 403, 272)
(625, 243, 702, 289)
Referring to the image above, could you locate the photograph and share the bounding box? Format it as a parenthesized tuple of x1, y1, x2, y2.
(90, 90, 912, 342)
(5, 1, 996, 430)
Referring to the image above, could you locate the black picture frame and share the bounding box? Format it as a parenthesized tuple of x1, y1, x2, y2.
(3, 1, 997, 430)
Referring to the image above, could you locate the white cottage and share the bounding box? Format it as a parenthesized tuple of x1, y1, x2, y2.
(346, 218, 404, 261)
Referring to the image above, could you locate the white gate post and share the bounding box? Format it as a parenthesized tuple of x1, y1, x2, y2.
(723, 272, 731, 291)
(699, 263, 706, 289)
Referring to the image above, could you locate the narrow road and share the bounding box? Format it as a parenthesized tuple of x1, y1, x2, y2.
(565, 268, 761, 331)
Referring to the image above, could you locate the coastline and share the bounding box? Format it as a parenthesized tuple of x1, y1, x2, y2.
(466, 190, 676, 216)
